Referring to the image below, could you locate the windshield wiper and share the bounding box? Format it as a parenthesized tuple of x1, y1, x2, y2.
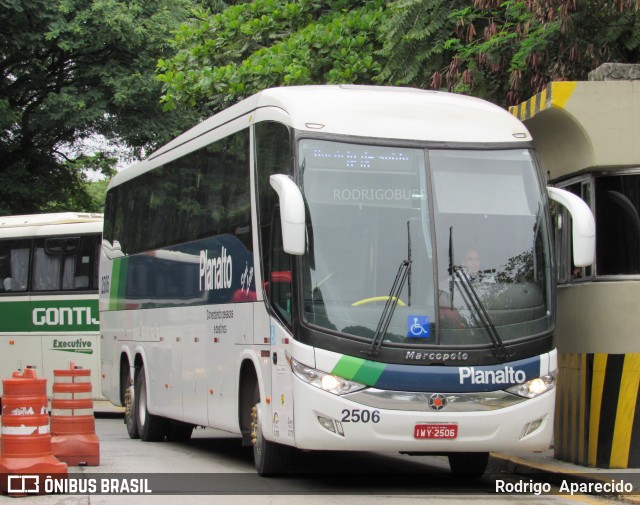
(448, 227, 455, 309)
(407, 221, 412, 307)
(367, 222, 412, 357)
(452, 265, 510, 361)
(448, 226, 509, 361)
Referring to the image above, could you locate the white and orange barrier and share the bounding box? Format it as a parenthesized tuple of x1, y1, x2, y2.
(50, 363, 100, 466)
(0, 367, 67, 495)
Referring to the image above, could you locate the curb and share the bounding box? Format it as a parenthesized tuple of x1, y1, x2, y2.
(489, 452, 640, 503)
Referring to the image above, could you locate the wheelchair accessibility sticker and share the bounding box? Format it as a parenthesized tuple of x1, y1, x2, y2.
(407, 315, 431, 338)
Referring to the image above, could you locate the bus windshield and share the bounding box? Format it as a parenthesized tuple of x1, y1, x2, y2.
(299, 139, 553, 349)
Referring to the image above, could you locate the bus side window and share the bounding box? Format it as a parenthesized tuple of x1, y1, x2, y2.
(33, 236, 97, 292)
(268, 207, 292, 326)
(0, 240, 30, 292)
(255, 120, 293, 326)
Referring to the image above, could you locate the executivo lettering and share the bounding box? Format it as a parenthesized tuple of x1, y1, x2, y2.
(52, 338, 93, 354)
(459, 366, 527, 385)
(200, 248, 232, 291)
(32, 307, 99, 327)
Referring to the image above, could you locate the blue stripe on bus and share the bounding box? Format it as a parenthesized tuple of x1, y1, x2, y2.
(374, 355, 541, 393)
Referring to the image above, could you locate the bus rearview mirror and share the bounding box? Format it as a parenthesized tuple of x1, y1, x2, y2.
(269, 174, 306, 255)
(547, 186, 595, 267)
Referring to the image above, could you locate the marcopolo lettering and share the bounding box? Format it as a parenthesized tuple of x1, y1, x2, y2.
(32, 307, 99, 327)
(405, 351, 469, 362)
(200, 247, 233, 291)
(459, 366, 527, 385)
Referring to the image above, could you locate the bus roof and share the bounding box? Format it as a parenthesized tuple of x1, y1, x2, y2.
(111, 85, 532, 188)
(0, 212, 103, 229)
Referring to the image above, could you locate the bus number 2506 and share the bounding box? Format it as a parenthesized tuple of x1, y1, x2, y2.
(341, 409, 380, 423)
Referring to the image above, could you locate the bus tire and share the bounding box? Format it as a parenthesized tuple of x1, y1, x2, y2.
(448, 452, 489, 477)
(135, 366, 168, 442)
(124, 381, 139, 439)
(251, 383, 292, 476)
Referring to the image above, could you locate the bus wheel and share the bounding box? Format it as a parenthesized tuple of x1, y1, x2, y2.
(124, 380, 139, 439)
(135, 366, 168, 442)
(250, 383, 291, 476)
(448, 452, 489, 477)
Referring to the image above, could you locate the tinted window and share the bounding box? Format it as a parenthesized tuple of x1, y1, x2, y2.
(556, 173, 640, 280)
(33, 235, 100, 291)
(255, 121, 292, 308)
(595, 174, 640, 275)
(0, 239, 30, 292)
(105, 129, 251, 255)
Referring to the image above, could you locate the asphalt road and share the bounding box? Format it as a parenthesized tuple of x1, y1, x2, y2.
(0, 414, 620, 505)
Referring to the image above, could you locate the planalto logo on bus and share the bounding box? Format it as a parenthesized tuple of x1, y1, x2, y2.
(458, 366, 526, 385)
(199, 247, 233, 291)
(32, 307, 99, 327)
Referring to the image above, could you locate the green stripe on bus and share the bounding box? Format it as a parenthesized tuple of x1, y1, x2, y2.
(0, 299, 99, 332)
(109, 257, 128, 311)
(109, 259, 119, 310)
(352, 359, 386, 385)
(331, 355, 386, 387)
(0, 300, 32, 332)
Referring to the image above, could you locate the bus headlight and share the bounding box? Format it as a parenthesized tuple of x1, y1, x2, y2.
(506, 373, 556, 399)
(290, 357, 366, 395)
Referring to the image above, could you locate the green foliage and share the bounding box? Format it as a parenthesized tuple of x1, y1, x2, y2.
(4, 0, 638, 217)
(379, 0, 640, 105)
(375, 0, 458, 87)
(157, 0, 385, 112)
(377, 0, 640, 105)
(0, 0, 201, 215)
(84, 179, 111, 213)
(56, 153, 118, 213)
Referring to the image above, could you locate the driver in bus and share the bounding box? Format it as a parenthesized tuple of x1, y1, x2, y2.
(461, 248, 495, 283)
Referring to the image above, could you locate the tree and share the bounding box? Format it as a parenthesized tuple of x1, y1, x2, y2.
(379, 0, 640, 105)
(375, 0, 461, 89)
(55, 153, 118, 213)
(157, 0, 385, 113)
(0, 0, 202, 216)
(159, 0, 639, 112)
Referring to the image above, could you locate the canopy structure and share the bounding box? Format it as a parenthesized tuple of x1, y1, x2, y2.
(511, 67, 640, 469)
(510, 79, 640, 180)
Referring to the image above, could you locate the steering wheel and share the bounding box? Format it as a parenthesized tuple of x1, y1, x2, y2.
(352, 296, 407, 307)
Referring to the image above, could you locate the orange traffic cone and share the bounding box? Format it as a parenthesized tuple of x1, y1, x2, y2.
(0, 367, 67, 496)
(50, 363, 100, 466)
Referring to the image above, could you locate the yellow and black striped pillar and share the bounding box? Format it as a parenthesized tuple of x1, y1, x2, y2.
(555, 352, 640, 468)
(508, 81, 577, 121)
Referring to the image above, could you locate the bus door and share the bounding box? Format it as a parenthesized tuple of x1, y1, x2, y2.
(264, 208, 295, 445)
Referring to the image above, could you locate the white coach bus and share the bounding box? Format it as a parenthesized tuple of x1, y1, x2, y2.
(0, 212, 103, 399)
(99, 86, 595, 476)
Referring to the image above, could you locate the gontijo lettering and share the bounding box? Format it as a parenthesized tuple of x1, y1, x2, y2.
(199, 247, 233, 291)
(32, 307, 99, 326)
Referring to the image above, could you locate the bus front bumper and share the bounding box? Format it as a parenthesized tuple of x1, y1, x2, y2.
(288, 377, 555, 453)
